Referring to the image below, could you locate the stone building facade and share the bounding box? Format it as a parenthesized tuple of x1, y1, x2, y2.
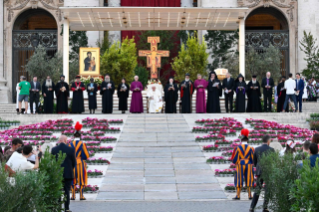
(0, 0, 318, 103)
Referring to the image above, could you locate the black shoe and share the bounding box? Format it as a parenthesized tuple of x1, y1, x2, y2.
(65, 210, 72, 212)
(232, 197, 240, 200)
(249, 209, 254, 212)
(263, 209, 269, 212)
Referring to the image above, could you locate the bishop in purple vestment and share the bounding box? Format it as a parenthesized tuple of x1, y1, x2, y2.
(194, 74, 208, 113)
(130, 76, 144, 113)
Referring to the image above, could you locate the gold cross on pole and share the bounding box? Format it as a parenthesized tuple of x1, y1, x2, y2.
(138, 36, 170, 79)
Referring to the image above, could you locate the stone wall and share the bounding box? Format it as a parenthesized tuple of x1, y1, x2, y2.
(297, 0, 319, 73)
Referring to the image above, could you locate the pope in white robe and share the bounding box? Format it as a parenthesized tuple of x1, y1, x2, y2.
(147, 85, 163, 113)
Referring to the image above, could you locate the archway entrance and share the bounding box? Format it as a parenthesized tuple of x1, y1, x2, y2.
(12, 8, 57, 102)
(245, 7, 289, 77)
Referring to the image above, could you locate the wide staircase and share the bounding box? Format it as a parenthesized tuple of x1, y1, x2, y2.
(97, 114, 226, 200)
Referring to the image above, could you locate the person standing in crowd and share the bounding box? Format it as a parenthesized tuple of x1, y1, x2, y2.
(51, 135, 76, 212)
(283, 73, 298, 112)
(6, 145, 39, 172)
(194, 74, 208, 113)
(100, 74, 115, 114)
(250, 135, 274, 212)
(29, 76, 41, 114)
(246, 75, 262, 112)
(234, 74, 246, 112)
(117, 78, 130, 114)
(222, 73, 235, 113)
(42, 76, 55, 114)
(55, 75, 69, 114)
(261, 72, 274, 112)
(164, 77, 178, 113)
(231, 129, 254, 200)
(307, 79, 317, 101)
(4, 138, 23, 161)
(277, 76, 288, 112)
(87, 78, 98, 114)
(308, 143, 319, 167)
(180, 73, 194, 113)
(130, 75, 144, 113)
(302, 77, 308, 102)
(71, 75, 85, 114)
(295, 73, 304, 112)
(206, 72, 222, 113)
(16, 76, 26, 113)
(18, 76, 31, 114)
(280, 140, 296, 156)
(70, 122, 89, 201)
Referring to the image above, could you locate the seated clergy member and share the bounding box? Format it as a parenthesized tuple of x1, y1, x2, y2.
(6, 145, 39, 172)
(147, 85, 163, 113)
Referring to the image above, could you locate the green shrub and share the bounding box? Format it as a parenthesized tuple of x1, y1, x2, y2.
(290, 159, 319, 212)
(0, 164, 47, 212)
(259, 152, 299, 212)
(39, 148, 66, 212)
(134, 65, 149, 87)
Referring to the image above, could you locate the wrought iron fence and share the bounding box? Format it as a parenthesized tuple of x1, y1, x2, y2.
(245, 30, 289, 77)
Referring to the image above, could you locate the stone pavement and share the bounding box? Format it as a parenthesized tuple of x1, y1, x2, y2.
(96, 114, 227, 200)
(70, 201, 263, 212)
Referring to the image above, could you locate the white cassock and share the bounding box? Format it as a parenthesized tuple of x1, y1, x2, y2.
(147, 89, 163, 113)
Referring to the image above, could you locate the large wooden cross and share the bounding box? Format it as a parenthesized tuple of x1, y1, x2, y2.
(138, 37, 170, 79)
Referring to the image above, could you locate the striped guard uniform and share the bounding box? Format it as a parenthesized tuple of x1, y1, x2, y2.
(231, 144, 255, 188)
(70, 138, 89, 200)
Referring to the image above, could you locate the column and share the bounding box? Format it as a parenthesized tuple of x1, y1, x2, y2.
(63, 18, 69, 83)
(108, 0, 121, 44)
(239, 18, 245, 77)
(0, 0, 9, 103)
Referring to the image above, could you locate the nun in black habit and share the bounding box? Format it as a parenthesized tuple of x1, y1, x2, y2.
(234, 74, 247, 112)
(206, 72, 222, 113)
(164, 77, 178, 113)
(117, 78, 130, 114)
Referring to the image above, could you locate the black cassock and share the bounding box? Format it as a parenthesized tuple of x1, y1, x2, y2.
(180, 80, 194, 113)
(164, 83, 178, 113)
(87, 83, 98, 110)
(246, 81, 262, 112)
(206, 79, 222, 113)
(277, 82, 288, 112)
(71, 82, 85, 113)
(235, 81, 247, 112)
(42, 82, 55, 113)
(55, 81, 69, 114)
(101, 81, 115, 113)
(117, 83, 130, 111)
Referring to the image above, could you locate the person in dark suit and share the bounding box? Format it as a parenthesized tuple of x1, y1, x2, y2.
(222, 73, 235, 113)
(51, 135, 76, 212)
(295, 73, 304, 112)
(261, 72, 275, 112)
(30, 76, 41, 114)
(250, 135, 275, 212)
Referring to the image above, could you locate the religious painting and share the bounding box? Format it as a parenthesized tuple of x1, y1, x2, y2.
(139, 37, 170, 79)
(79, 47, 100, 76)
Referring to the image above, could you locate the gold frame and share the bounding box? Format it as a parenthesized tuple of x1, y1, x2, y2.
(79, 47, 100, 76)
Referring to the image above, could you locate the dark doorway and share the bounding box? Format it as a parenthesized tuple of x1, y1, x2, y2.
(245, 7, 289, 77)
(12, 9, 57, 102)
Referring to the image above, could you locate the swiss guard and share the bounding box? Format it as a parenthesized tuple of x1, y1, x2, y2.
(70, 122, 90, 200)
(231, 128, 255, 200)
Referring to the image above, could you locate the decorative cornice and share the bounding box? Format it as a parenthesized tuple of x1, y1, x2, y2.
(238, 0, 295, 22)
(6, 0, 62, 22)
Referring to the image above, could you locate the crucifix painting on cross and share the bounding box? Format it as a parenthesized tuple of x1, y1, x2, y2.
(138, 36, 170, 80)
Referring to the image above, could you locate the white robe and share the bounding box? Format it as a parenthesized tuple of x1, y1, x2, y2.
(147, 89, 163, 113)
